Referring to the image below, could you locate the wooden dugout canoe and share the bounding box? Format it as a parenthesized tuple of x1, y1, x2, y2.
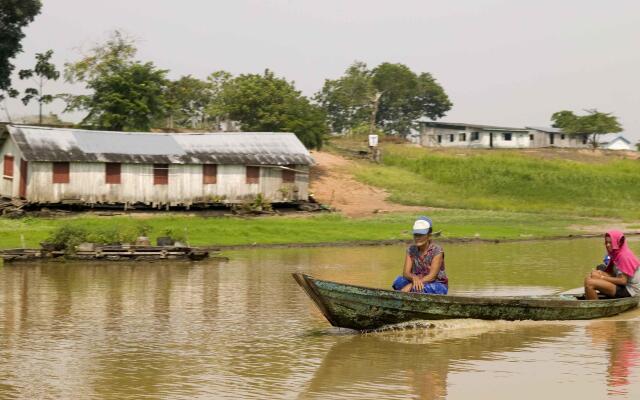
(292, 273, 640, 330)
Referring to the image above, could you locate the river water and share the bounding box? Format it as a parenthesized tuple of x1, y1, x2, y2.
(0, 238, 639, 399)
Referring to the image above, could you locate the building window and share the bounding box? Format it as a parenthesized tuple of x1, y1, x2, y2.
(246, 166, 260, 184)
(52, 162, 70, 183)
(105, 163, 121, 184)
(529, 134, 534, 141)
(550, 133, 555, 145)
(203, 164, 217, 184)
(449, 134, 454, 142)
(459, 133, 466, 142)
(437, 135, 442, 143)
(561, 134, 566, 140)
(3, 155, 14, 178)
(154, 164, 169, 185)
(471, 132, 479, 141)
(503, 133, 512, 141)
(282, 165, 295, 183)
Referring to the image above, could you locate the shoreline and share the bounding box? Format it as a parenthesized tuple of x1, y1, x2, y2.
(209, 231, 637, 251)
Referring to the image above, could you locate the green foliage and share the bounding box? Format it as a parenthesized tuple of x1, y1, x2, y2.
(0, 0, 42, 97)
(218, 70, 328, 149)
(62, 31, 169, 131)
(315, 61, 375, 133)
(44, 222, 154, 253)
(162, 228, 187, 243)
(205, 70, 232, 128)
(45, 225, 88, 253)
(135, 221, 153, 237)
(353, 144, 640, 219)
(235, 193, 274, 213)
(18, 49, 60, 123)
(316, 61, 452, 135)
(348, 122, 385, 138)
(165, 75, 212, 128)
(0, 212, 599, 249)
(551, 109, 623, 148)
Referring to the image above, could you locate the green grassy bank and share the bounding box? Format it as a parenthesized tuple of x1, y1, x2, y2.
(0, 210, 606, 249)
(353, 144, 640, 219)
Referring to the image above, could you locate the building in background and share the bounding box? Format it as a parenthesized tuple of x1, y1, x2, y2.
(0, 125, 313, 208)
(418, 121, 533, 149)
(597, 134, 636, 151)
(418, 120, 634, 150)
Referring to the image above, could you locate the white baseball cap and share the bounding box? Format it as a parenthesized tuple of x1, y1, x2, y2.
(412, 216, 433, 235)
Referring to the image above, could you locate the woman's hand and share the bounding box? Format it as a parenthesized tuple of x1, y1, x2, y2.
(412, 275, 424, 292)
(590, 270, 604, 279)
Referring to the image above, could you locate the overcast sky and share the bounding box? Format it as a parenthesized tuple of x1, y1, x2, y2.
(4, 0, 640, 139)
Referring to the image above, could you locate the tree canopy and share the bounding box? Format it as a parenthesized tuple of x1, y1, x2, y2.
(218, 70, 327, 149)
(316, 61, 452, 135)
(0, 0, 42, 98)
(63, 32, 169, 131)
(551, 109, 623, 148)
(165, 75, 212, 129)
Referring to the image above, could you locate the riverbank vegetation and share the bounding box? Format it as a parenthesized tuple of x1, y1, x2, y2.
(352, 143, 640, 219)
(0, 210, 607, 250)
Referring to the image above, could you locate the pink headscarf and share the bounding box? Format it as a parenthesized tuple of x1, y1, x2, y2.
(606, 230, 640, 277)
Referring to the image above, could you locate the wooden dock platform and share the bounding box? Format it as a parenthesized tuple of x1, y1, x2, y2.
(0, 244, 215, 263)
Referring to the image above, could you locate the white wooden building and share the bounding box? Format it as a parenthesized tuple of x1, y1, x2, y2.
(418, 121, 533, 149)
(525, 126, 589, 148)
(597, 134, 636, 151)
(0, 125, 314, 207)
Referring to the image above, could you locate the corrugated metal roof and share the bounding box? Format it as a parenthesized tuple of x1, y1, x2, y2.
(6, 125, 314, 165)
(418, 120, 528, 132)
(526, 126, 563, 133)
(598, 134, 631, 145)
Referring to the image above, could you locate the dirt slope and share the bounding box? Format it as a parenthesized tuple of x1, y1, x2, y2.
(309, 151, 425, 217)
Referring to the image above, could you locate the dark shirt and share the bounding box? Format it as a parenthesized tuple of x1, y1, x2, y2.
(407, 243, 448, 285)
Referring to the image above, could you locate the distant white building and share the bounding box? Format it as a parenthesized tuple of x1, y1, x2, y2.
(597, 134, 636, 151)
(417, 120, 635, 150)
(418, 121, 535, 149)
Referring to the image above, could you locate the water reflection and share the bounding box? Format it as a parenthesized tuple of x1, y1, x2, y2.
(587, 321, 640, 396)
(304, 322, 573, 399)
(0, 239, 638, 399)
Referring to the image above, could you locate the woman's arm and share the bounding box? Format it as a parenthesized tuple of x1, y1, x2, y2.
(421, 253, 444, 283)
(600, 273, 628, 286)
(403, 254, 424, 291)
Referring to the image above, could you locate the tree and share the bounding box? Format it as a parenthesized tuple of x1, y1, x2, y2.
(218, 70, 327, 149)
(314, 61, 375, 133)
(18, 49, 60, 124)
(205, 70, 233, 130)
(0, 0, 42, 99)
(63, 32, 169, 131)
(316, 61, 452, 135)
(165, 75, 212, 129)
(551, 109, 623, 149)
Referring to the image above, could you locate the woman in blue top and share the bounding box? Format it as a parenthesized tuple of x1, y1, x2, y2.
(392, 216, 449, 294)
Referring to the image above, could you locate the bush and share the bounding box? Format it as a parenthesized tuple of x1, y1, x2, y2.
(45, 225, 89, 253)
(162, 228, 187, 243)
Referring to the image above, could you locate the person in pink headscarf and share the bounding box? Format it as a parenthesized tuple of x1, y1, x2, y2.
(584, 231, 640, 300)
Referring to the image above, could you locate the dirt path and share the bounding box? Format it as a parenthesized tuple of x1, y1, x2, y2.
(309, 151, 425, 217)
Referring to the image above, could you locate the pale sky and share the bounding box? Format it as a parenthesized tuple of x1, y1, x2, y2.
(4, 0, 640, 140)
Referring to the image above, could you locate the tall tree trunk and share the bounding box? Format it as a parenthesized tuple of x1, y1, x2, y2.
(369, 92, 382, 135)
(38, 78, 43, 124)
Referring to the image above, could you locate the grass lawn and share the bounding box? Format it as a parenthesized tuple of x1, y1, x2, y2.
(0, 210, 605, 249)
(352, 143, 640, 219)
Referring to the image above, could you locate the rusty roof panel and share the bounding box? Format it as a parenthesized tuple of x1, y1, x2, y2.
(8, 125, 314, 165)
